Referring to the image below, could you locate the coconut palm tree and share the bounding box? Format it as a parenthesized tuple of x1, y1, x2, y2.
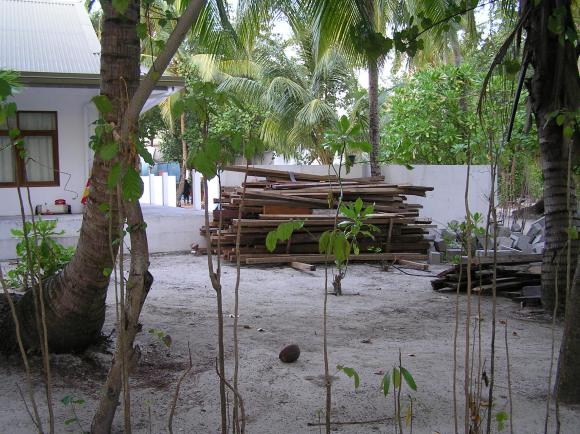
(192, 9, 357, 164)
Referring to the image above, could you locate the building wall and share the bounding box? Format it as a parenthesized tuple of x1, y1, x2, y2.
(381, 164, 493, 227)
(0, 87, 98, 216)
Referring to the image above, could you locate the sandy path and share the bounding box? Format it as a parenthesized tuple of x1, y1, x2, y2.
(1, 253, 579, 433)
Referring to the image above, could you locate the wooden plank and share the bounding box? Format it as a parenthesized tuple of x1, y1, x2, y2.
(243, 253, 428, 264)
(395, 259, 429, 271)
(263, 205, 312, 215)
(223, 165, 338, 182)
(289, 261, 316, 272)
(462, 254, 543, 265)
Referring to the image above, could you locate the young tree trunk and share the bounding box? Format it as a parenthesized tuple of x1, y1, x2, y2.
(523, 0, 580, 315)
(367, 57, 381, 177)
(176, 112, 188, 203)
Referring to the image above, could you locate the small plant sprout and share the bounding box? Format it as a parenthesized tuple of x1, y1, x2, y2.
(61, 395, 86, 433)
(148, 328, 172, 348)
(380, 353, 418, 434)
(319, 199, 378, 294)
(496, 410, 509, 431)
(336, 365, 360, 390)
(265, 220, 305, 252)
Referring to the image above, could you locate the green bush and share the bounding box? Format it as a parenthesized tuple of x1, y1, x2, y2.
(7, 219, 75, 289)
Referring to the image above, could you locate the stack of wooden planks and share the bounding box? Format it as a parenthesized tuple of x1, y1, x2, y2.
(431, 253, 542, 300)
(200, 166, 435, 266)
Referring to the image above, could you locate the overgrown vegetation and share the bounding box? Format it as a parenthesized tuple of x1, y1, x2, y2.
(0, 0, 578, 432)
(6, 220, 75, 289)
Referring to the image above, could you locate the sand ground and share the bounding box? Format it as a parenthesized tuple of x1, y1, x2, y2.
(1, 252, 579, 433)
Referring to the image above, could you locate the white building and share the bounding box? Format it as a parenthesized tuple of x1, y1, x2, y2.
(0, 0, 181, 216)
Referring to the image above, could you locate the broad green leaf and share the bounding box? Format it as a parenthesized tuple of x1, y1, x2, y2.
(400, 367, 417, 391)
(102, 267, 112, 277)
(339, 203, 356, 219)
(136, 23, 148, 40)
(393, 367, 401, 389)
(337, 365, 360, 389)
(333, 232, 351, 263)
(61, 395, 73, 405)
(122, 167, 144, 201)
(292, 220, 305, 231)
(563, 125, 573, 138)
(339, 115, 349, 133)
(276, 221, 295, 241)
(107, 162, 121, 189)
(92, 95, 113, 114)
(354, 198, 363, 214)
(265, 231, 278, 252)
(205, 138, 221, 161)
(350, 141, 372, 153)
(0, 79, 11, 99)
(136, 140, 154, 165)
(319, 230, 333, 254)
(382, 372, 391, 396)
(567, 226, 579, 240)
(191, 151, 217, 179)
(99, 141, 118, 161)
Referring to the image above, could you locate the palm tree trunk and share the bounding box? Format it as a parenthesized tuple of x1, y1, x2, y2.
(367, 56, 380, 177)
(523, 0, 580, 315)
(522, 0, 580, 403)
(3, 0, 141, 352)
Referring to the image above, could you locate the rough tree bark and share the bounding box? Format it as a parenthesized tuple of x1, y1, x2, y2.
(176, 112, 189, 203)
(0, 0, 207, 356)
(522, 0, 579, 314)
(521, 0, 580, 403)
(1, 0, 143, 352)
(367, 56, 381, 177)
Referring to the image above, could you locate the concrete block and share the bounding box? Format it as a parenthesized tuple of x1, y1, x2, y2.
(497, 237, 513, 249)
(531, 216, 545, 228)
(445, 248, 463, 261)
(495, 226, 512, 237)
(533, 242, 545, 253)
(526, 222, 544, 239)
(522, 285, 541, 297)
(513, 234, 533, 253)
(434, 239, 447, 253)
(510, 233, 522, 244)
(532, 234, 545, 244)
(429, 251, 442, 265)
(475, 249, 517, 257)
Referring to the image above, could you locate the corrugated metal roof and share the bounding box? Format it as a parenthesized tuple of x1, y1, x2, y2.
(0, 0, 101, 74)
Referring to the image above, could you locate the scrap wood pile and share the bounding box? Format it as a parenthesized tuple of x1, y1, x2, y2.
(431, 253, 542, 303)
(199, 166, 435, 266)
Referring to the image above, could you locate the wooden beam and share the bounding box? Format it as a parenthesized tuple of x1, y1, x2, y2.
(289, 262, 316, 272)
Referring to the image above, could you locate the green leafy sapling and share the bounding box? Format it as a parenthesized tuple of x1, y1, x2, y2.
(7, 219, 75, 289)
(265, 220, 305, 253)
(337, 364, 361, 390)
(319, 198, 378, 295)
(381, 354, 417, 434)
(61, 395, 87, 433)
(148, 327, 172, 348)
